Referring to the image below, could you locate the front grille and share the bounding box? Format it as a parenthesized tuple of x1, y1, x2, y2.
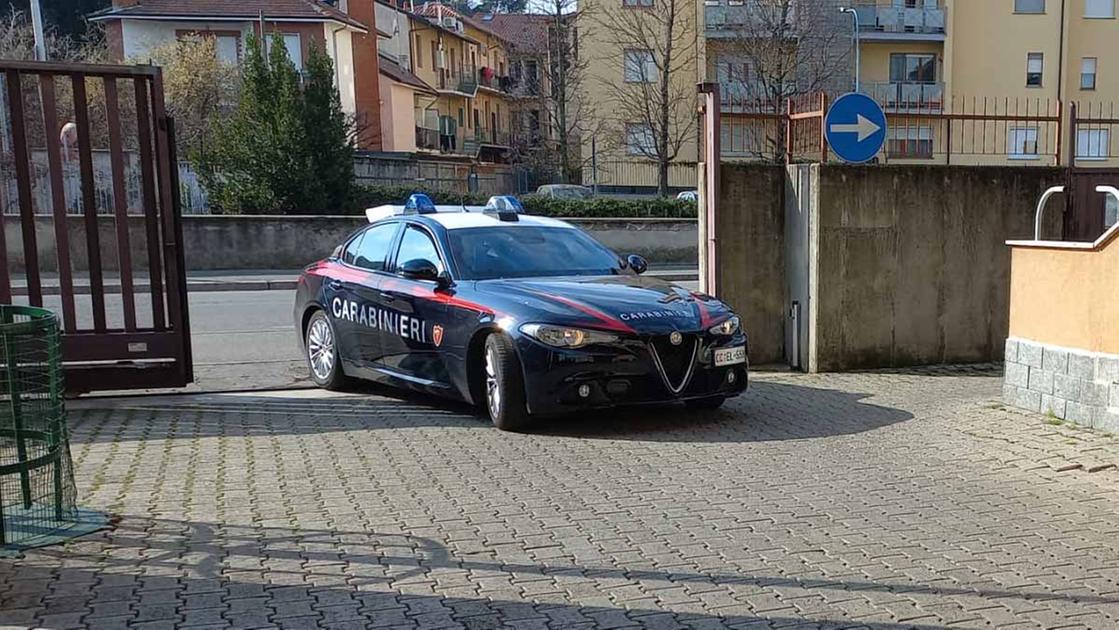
(649, 334, 698, 394)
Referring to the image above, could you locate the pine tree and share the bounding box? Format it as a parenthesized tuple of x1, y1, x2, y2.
(199, 32, 355, 214)
(301, 43, 354, 212)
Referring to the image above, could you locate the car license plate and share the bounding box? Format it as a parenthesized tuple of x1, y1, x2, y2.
(714, 345, 746, 367)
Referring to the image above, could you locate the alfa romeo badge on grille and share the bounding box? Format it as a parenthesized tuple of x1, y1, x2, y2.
(669, 331, 683, 346)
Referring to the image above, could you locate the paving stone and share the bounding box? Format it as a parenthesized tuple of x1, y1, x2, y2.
(1019, 341, 1044, 368)
(1005, 361, 1030, 388)
(1040, 394, 1066, 419)
(1029, 368, 1055, 395)
(1068, 352, 1095, 381)
(1004, 339, 1019, 363)
(1054, 374, 1083, 402)
(7, 369, 1119, 630)
(1043, 347, 1069, 374)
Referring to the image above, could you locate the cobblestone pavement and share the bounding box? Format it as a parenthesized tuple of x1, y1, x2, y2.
(4, 367, 1119, 629)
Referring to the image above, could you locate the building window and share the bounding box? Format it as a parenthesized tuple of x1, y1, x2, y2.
(1082, 57, 1098, 90)
(215, 34, 239, 64)
(283, 33, 302, 71)
(1026, 53, 1043, 87)
(415, 34, 423, 68)
(625, 123, 655, 156)
(1076, 128, 1110, 159)
(623, 49, 656, 82)
(1008, 127, 1040, 159)
(887, 126, 934, 158)
(1015, 0, 1045, 12)
(889, 53, 936, 83)
(1085, 0, 1115, 17)
(623, 0, 654, 6)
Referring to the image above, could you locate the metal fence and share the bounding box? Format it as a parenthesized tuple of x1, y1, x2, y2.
(0, 151, 206, 216)
(714, 90, 1067, 166)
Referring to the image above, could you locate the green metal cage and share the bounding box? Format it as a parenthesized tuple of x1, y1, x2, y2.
(0, 304, 78, 548)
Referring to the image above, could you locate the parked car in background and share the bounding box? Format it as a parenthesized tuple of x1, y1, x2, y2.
(676, 190, 699, 203)
(536, 184, 595, 200)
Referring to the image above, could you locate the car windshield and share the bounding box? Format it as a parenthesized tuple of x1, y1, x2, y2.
(447, 226, 624, 280)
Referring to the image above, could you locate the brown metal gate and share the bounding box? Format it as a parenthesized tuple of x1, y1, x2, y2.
(0, 60, 191, 393)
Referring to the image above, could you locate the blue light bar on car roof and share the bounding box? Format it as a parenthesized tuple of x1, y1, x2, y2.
(404, 193, 437, 214)
(483, 195, 522, 222)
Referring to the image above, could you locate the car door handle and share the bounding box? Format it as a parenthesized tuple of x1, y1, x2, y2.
(379, 291, 397, 302)
(328, 280, 344, 290)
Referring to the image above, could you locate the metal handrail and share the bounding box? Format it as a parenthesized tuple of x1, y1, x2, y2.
(1034, 185, 1065, 240)
(1034, 185, 1119, 240)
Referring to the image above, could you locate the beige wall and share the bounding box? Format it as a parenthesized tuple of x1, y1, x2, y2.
(1009, 228, 1119, 355)
(946, 0, 1062, 103)
(380, 78, 420, 152)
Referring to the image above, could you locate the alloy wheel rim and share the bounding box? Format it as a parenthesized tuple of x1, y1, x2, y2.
(485, 347, 501, 418)
(308, 319, 335, 381)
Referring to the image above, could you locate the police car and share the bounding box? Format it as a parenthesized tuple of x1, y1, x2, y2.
(294, 194, 748, 430)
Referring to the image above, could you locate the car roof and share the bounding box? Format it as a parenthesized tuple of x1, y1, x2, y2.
(417, 212, 576, 230)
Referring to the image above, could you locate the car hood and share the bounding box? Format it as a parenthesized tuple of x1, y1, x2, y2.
(474, 275, 734, 335)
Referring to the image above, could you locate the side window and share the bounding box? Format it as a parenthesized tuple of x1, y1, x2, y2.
(341, 233, 364, 265)
(395, 226, 444, 274)
(353, 223, 398, 271)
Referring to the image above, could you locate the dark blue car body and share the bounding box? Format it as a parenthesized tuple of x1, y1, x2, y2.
(293, 209, 749, 416)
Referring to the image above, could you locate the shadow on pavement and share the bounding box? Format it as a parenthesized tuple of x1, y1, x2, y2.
(68, 379, 912, 444)
(3, 516, 1110, 629)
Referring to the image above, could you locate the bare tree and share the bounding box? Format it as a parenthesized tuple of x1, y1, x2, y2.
(592, 0, 697, 196)
(712, 0, 850, 157)
(145, 35, 240, 158)
(540, 0, 588, 184)
(0, 9, 106, 62)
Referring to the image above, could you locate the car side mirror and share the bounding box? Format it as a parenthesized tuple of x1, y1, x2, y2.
(435, 270, 453, 290)
(626, 254, 648, 275)
(400, 258, 440, 282)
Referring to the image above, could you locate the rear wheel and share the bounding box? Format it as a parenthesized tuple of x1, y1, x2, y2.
(685, 396, 727, 411)
(305, 310, 351, 390)
(483, 333, 530, 431)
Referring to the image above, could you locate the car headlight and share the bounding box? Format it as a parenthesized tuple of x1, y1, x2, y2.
(708, 316, 740, 336)
(520, 323, 619, 348)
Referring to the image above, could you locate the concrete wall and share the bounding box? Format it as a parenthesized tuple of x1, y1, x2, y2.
(713, 163, 1067, 371)
(712, 163, 787, 365)
(4, 215, 698, 274)
(812, 165, 1066, 371)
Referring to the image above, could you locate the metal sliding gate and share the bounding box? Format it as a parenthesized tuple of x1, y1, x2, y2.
(0, 60, 191, 393)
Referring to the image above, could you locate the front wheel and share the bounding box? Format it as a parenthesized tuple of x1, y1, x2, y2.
(685, 396, 727, 411)
(483, 334, 530, 431)
(305, 310, 351, 390)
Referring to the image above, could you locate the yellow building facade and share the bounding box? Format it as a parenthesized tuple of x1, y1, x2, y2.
(378, 1, 514, 161)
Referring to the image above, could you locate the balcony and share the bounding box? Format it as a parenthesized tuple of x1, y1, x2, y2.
(704, 2, 797, 39)
(415, 126, 440, 151)
(436, 65, 478, 96)
(867, 81, 944, 111)
(474, 126, 510, 147)
(854, 2, 946, 41)
(478, 68, 514, 93)
(511, 78, 543, 98)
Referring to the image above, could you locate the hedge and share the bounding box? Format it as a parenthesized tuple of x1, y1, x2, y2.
(352, 185, 697, 219)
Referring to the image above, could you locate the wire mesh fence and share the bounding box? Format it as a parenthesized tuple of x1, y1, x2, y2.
(0, 304, 77, 549)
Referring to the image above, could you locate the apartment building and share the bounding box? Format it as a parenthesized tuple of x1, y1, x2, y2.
(484, 13, 558, 148)
(90, 0, 385, 150)
(389, 2, 515, 162)
(577, 0, 703, 193)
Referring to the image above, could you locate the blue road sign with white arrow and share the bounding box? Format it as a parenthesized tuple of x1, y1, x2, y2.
(825, 92, 887, 164)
